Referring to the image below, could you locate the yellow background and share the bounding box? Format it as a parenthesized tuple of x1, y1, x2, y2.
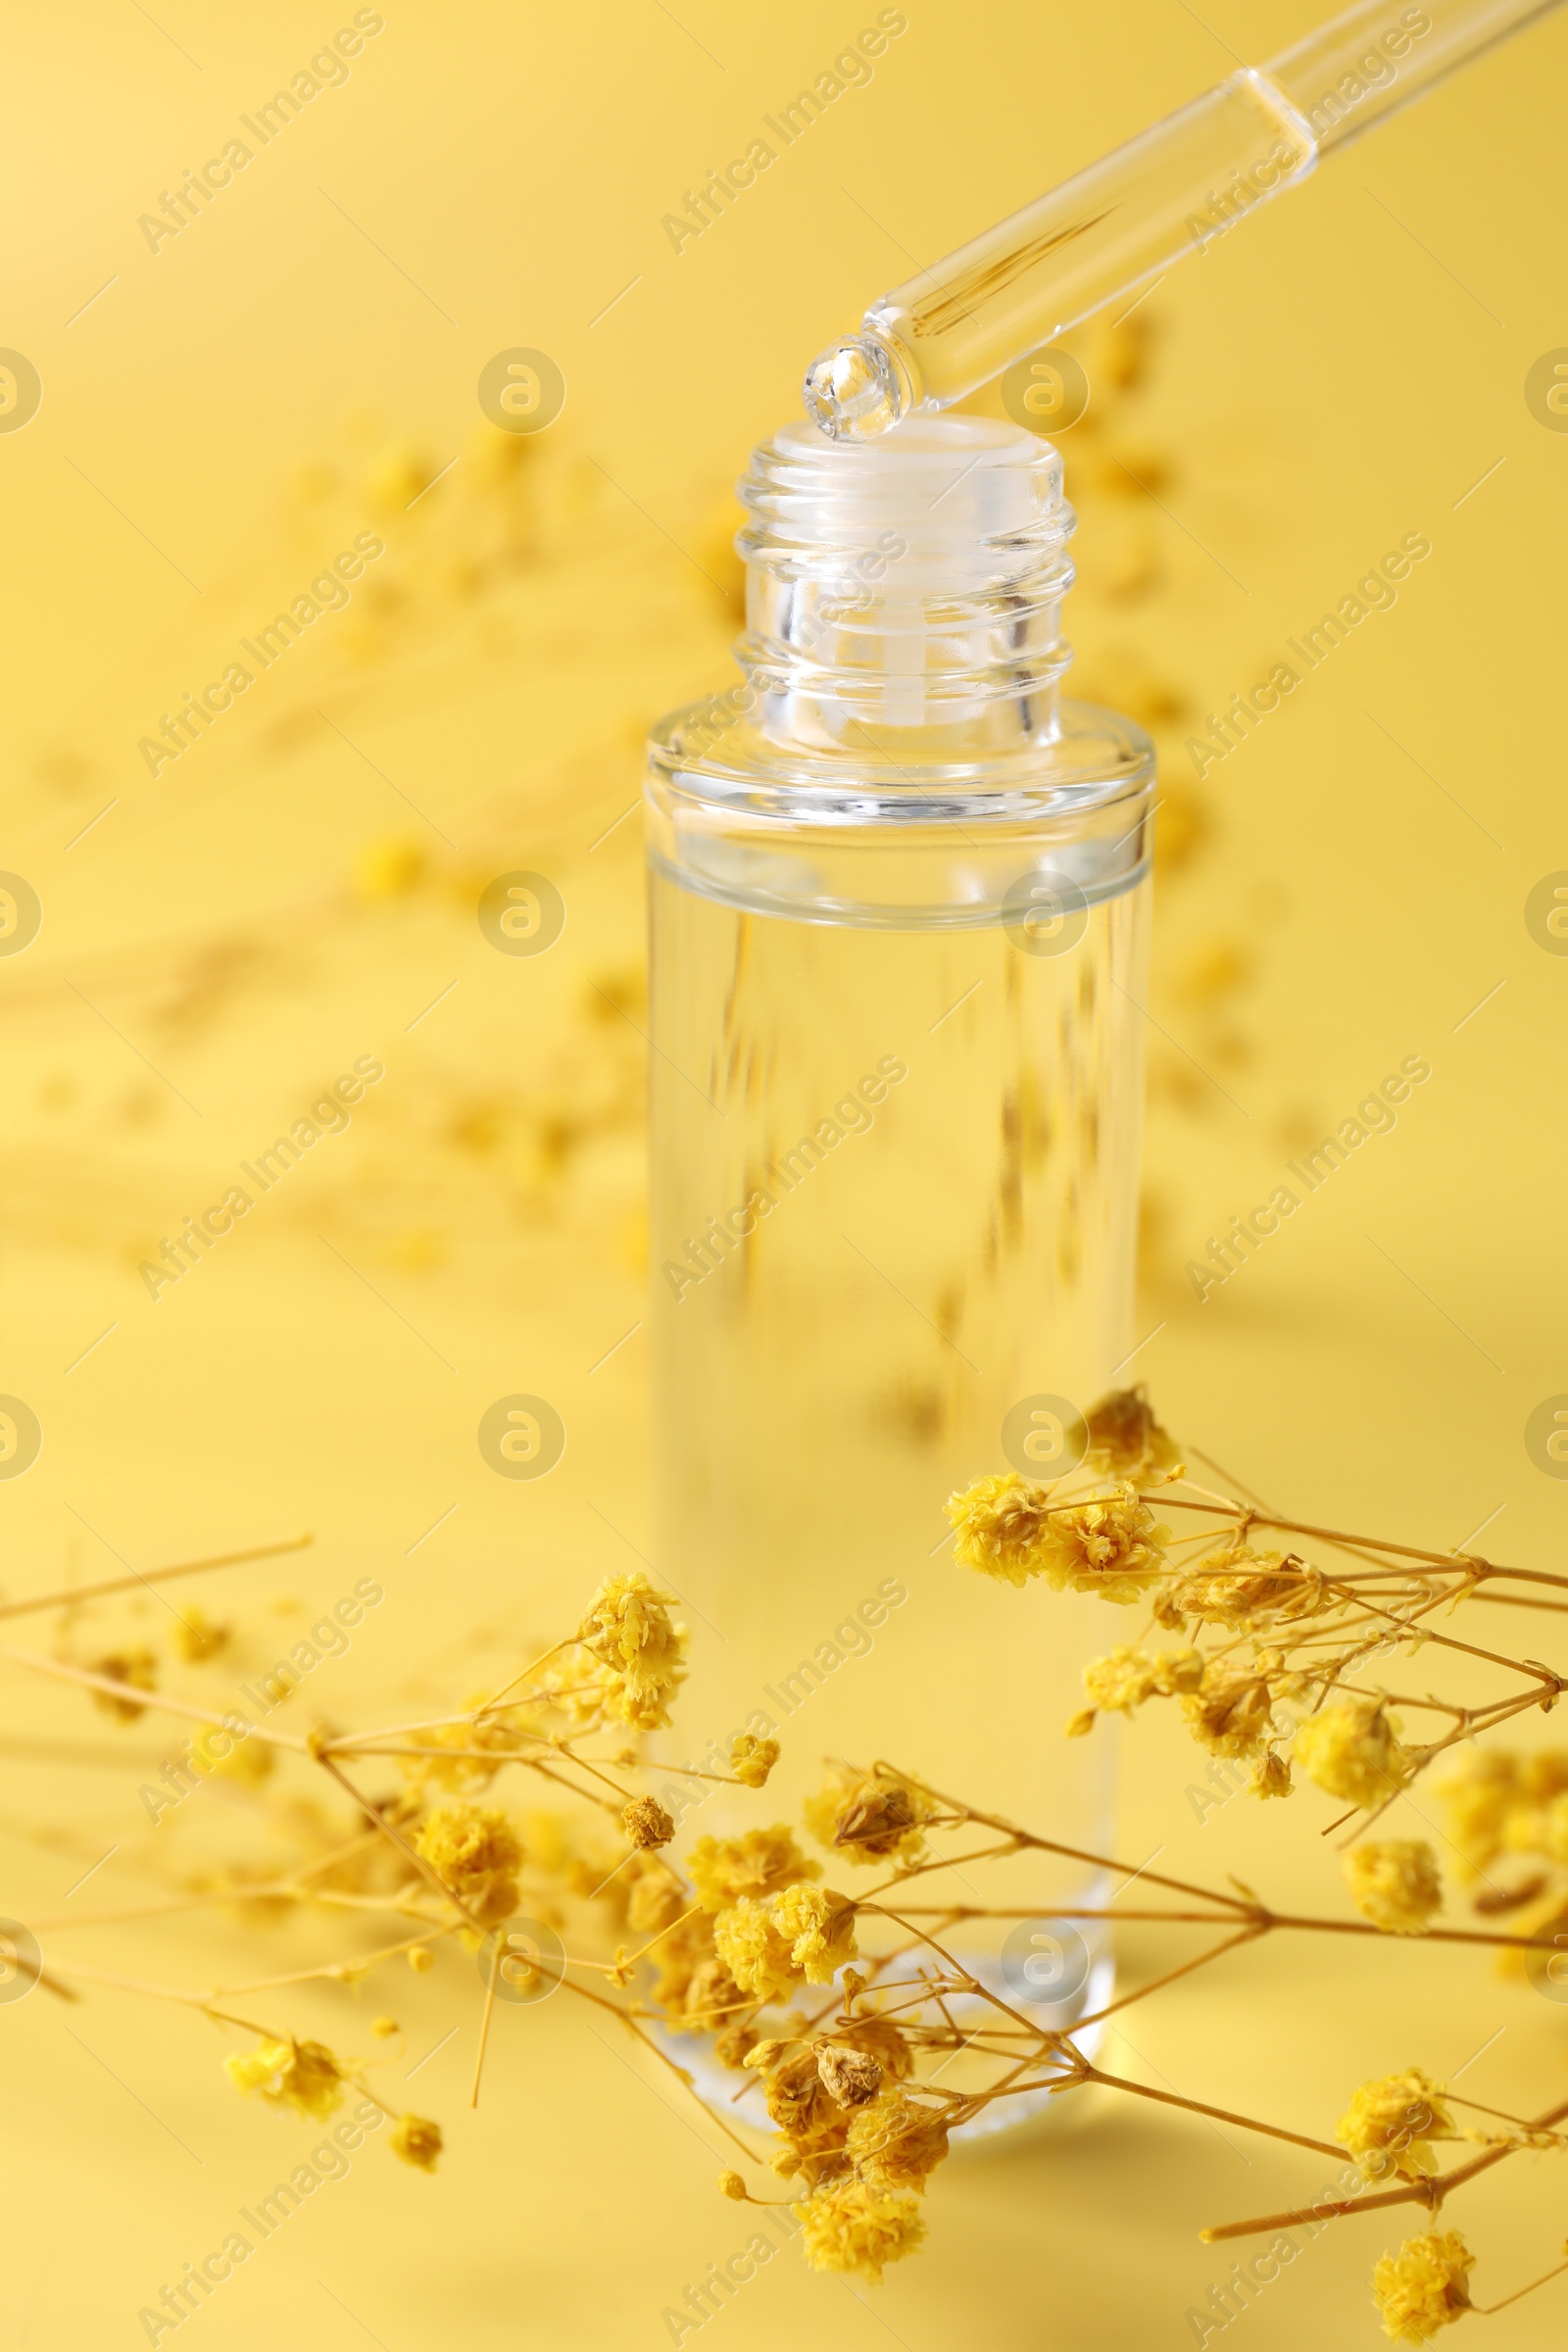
(3, 1, 1566, 2344)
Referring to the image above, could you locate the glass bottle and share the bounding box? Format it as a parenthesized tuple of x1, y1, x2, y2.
(645, 416, 1153, 2115)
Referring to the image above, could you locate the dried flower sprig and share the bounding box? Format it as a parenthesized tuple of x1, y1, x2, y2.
(9, 1396, 1568, 2337)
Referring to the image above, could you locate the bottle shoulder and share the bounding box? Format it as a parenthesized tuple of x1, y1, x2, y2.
(645, 694, 1154, 925)
(646, 693, 1154, 827)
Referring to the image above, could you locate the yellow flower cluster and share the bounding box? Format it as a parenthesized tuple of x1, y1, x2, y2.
(620, 1795, 675, 1849)
(223, 2036, 344, 2121)
(713, 1885, 857, 2000)
(774, 1884, 857, 1982)
(761, 2046, 856, 2182)
(90, 1647, 159, 1722)
(804, 1764, 930, 1868)
(730, 1733, 780, 1788)
(947, 1476, 1169, 1601)
(1084, 1385, 1182, 1482)
(413, 1804, 522, 1927)
(754, 2029, 925, 2188)
(764, 2044, 841, 2132)
(1337, 2068, 1452, 2180)
(945, 1472, 1056, 1585)
(1160, 1544, 1320, 1631)
(846, 2086, 952, 2188)
(1344, 1841, 1444, 1936)
(814, 2041, 883, 2107)
(1070, 1646, 1295, 1794)
(687, 1825, 817, 1913)
(1438, 1746, 1568, 1877)
(1180, 1662, 1281, 1764)
(564, 1570, 686, 1731)
(791, 2179, 927, 2281)
(172, 1607, 229, 1663)
(713, 1899, 795, 2002)
(1296, 1700, 1413, 1809)
(389, 2113, 443, 2171)
(839, 2017, 914, 2087)
(1073, 1645, 1203, 1727)
(1371, 2230, 1474, 2343)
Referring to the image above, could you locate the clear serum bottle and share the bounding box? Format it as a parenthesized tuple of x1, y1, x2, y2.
(645, 417, 1154, 2080)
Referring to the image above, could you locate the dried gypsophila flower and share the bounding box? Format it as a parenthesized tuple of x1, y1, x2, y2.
(791, 2179, 926, 2281)
(713, 1885, 858, 2000)
(769, 2137, 847, 2190)
(731, 1733, 780, 1788)
(1084, 1384, 1182, 1482)
(681, 1952, 747, 2029)
(1502, 1789, 1568, 1866)
(712, 1898, 795, 2003)
(389, 2113, 442, 2171)
(1338, 2069, 1452, 2180)
(840, 2016, 913, 2082)
(1297, 1699, 1415, 1810)
(743, 2036, 795, 2074)
(1165, 1544, 1323, 1630)
(1250, 1749, 1294, 1799)
(831, 1787, 920, 1860)
(943, 1472, 1056, 1586)
(223, 2036, 345, 2121)
(620, 1795, 675, 1849)
(413, 1804, 522, 1927)
(948, 1476, 1170, 1603)
(89, 1648, 158, 1722)
(561, 1569, 686, 1731)
(687, 1825, 818, 1913)
(774, 1884, 858, 1983)
(1436, 1747, 1568, 1878)
(1371, 2230, 1474, 2343)
(172, 1606, 228, 1663)
(1181, 1663, 1279, 1762)
(713, 2020, 760, 2071)
(1436, 1748, 1526, 1877)
(804, 1765, 931, 1868)
(814, 2041, 883, 2107)
(1075, 1644, 1203, 1727)
(763, 2047, 852, 2159)
(845, 2086, 952, 2189)
(1344, 1841, 1444, 1936)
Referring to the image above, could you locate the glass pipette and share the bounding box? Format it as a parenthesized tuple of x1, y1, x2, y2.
(804, 0, 1564, 440)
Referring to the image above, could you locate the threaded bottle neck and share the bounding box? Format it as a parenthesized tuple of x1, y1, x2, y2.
(734, 417, 1076, 754)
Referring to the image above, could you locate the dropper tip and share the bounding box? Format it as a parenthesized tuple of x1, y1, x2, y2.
(803, 333, 908, 442)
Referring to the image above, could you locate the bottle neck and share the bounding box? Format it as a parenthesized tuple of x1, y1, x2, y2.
(733, 417, 1077, 760)
(644, 415, 1153, 925)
